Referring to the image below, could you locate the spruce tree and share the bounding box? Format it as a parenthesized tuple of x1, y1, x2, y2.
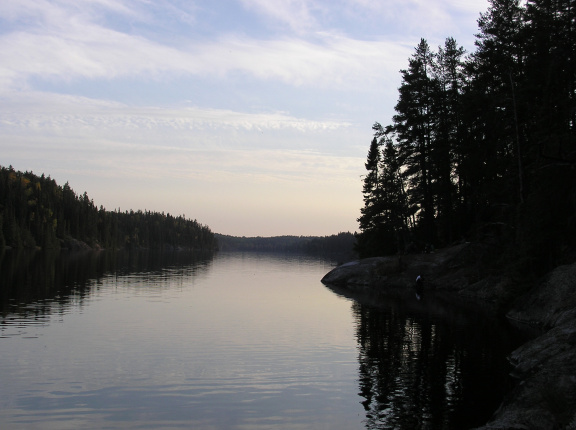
(431, 37, 466, 244)
(392, 39, 437, 246)
(356, 135, 383, 257)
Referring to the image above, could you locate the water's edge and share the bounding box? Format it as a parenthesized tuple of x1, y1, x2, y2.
(321, 246, 576, 429)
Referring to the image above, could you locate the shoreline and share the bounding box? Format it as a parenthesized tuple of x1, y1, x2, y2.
(321, 243, 576, 429)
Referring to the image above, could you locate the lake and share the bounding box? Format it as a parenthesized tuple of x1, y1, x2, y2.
(0, 250, 525, 429)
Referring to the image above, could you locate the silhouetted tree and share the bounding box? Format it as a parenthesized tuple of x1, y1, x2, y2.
(357, 0, 576, 277)
(393, 39, 437, 246)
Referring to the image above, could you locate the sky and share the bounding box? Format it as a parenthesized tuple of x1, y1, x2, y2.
(0, 0, 489, 237)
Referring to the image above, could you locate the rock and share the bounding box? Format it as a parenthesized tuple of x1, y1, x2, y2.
(322, 245, 576, 430)
(474, 263, 576, 430)
(320, 257, 399, 288)
(321, 243, 471, 292)
(507, 262, 576, 328)
(474, 320, 576, 429)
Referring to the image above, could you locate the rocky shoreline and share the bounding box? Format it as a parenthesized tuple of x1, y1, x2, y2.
(321, 243, 576, 430)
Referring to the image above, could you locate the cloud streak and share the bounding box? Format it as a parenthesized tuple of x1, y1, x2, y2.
(1, 30, 410, 93)
(1, 90, 361, 187)
(0, 0, 490, 235)
(1, 0, 488, 88)
(238, 0, 487, 43)
(0, 92, 351, 135)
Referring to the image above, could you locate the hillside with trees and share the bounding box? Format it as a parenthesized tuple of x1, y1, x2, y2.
(356, 0, 575, 280)
(0, 165, 216, 251)
(216, 232, 356, 259)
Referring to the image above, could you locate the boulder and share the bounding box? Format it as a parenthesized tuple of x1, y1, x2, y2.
(474, 317, 576, 430)
(321, 243, 472, 293)
(322, 246, 576, 429)
(474, 263, 576, 430)
(320, 257, 399, 289)
(507, 262, 576, 328)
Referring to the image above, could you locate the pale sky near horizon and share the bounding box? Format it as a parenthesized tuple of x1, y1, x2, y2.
(0, 0, 489, 237)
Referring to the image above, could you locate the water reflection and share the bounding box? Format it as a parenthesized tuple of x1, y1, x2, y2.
(0, 251, 361, 430)
(1, 250, 527, 429)
(0, 250, 214, 338)
(347, 291, 525, 429)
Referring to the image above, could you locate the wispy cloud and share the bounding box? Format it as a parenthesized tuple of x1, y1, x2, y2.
(191, 33, 410, 88)
(0, 90, 361, 187)
(0, 91, 351, 134)
(0, 0, 487, 91)
(1, 26, 409, 93)
(0, 0, 489, 235)
(237, 0, 488, 43)
(2, 109, 361, 191)
(238, 0, 322, 33)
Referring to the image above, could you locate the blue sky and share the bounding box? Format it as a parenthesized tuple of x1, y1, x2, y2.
(0, 0, 488, 237)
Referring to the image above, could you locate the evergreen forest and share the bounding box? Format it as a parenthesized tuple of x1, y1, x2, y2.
(0, 165, 217, 252)
(356, 0, 576, 278)
(217, 232, 356, 258)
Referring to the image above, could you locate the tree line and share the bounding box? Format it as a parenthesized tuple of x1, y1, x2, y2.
(0, 165, 217, 251)
(357, 0, 576, 277)
(216, 232, 356, 258)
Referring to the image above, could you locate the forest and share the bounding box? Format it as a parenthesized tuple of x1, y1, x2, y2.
(356, 0, 576, 278)
(216, 232, 356, 258)
(0, 165, 355, 256)
(0, 165, 217, 252)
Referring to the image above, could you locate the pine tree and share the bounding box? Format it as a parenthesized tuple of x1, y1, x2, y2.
(356, 135, 383, 257)
(466, 0, 526, 209)
(358, 136, 381, 232)
(523, 0, 576, 166)
(392, 39, 437, 246)
(513, 0, 576, 270)
(431, 37, 466, 244)
(379, 130, 412, 252)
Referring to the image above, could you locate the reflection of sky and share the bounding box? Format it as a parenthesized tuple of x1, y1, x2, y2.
(0, 253, 364, 429)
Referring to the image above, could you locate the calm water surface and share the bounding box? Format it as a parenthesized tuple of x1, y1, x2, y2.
(0, 251, 525, 429)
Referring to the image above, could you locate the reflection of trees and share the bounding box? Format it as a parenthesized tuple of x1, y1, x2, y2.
(354, 300, 520, 429)
(0, 250, 214, 323)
